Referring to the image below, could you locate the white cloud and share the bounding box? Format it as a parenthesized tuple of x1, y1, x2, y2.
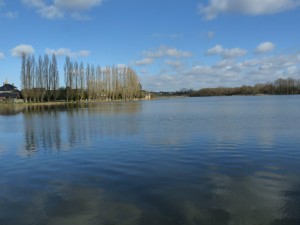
(143, 45, 192, 58)
(38, 5, 63, 19)
(0, 52, 5, 59)
(11, 44, 35, 57)
(206, 45, 247, 58)
(22, 0, 62, 19)
(22, 0, 103, 19)
(45, 48, 90, 57)
(133, 58, 154, 66)
(199, 0, 300, 20)
(140, 50, 300, 91)
(206, 45, 224, 55)
(255, 42, 275, 54)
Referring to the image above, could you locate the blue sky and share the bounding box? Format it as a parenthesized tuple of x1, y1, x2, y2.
(1, 0, 300, 91)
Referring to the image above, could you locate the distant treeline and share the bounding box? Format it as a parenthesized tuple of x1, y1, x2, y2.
(20, 54, 142, 102)
(152, 78, 300, 97)
(190, 78, 300, 97)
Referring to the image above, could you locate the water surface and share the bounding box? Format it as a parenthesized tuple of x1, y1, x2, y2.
(1, 96, 300, 225)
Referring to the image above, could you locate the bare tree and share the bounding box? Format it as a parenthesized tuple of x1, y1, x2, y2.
(50, 54, 59, 101)
(26, 55, 35, 102)
(35, 55, 44, 102)
(86, 64, 92, 100)
(20, 53, 28, 102)
(64, 56, 72, 101)
(21, 54, 142, 102)
(43, 54, 51, 102)
(79, 62, 85, 101)
(74, 61, 79, 101)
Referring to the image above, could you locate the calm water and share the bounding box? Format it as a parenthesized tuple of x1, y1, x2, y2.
(1, 96, 300, 225)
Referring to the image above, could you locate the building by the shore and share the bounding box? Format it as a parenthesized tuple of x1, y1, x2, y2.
(0, 79, 21, 102)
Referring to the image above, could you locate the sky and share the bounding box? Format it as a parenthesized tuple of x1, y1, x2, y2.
(0, 0, 300, 91)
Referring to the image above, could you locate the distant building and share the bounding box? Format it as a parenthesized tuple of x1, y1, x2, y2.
(0, 80, 21, 102)
(144, 92, 152, 100)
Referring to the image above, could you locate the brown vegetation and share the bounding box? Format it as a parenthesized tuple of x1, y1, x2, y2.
(20, 54, 142, 102)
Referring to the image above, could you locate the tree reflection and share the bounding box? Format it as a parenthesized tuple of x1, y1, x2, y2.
(23, 110, 61, 155)
(0, 104, 24, 116)
(21, 102, 141, 155)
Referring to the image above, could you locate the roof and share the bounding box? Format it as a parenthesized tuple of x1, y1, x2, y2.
(0, 83, 18, 91)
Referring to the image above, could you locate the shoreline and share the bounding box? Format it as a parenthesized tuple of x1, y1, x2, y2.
(0, 98, 152, 106)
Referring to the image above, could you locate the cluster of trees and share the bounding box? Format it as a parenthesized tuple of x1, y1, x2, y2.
(152, 88, 193, 97)
(21, 54, 59, 102)
(189, 78, 300, 97)
(63, 56, 142, 101)
(20, 54, 142, 102)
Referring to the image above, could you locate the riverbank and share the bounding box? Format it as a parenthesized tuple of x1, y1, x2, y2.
(0, 97, 153, 106)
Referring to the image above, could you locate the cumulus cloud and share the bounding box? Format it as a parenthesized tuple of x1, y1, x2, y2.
(143, 45, 192, 58)
(45, 48, 90, 57)
(38, 5, 63, 19)
(255, 42, 275, 54)
(199, 0, 300, 20)
(22, 0, 103, 19)
(140, 50, 300, 91)
(0, 52, 5, 59)
(206, 45, 247, 58)
(11, 44, 35, 57)
(133, 58, 154, 66)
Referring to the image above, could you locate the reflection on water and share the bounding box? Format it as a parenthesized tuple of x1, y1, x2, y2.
(0, 183, 142, 225)
(0, 104, 25, 116)
(0, 96, 300, 225)
(4, 102, 142, 155)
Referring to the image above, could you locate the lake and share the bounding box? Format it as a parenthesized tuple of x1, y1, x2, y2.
(0, 96, 300, 225)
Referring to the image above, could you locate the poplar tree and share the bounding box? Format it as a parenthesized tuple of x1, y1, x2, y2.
(20, 53, 28, 102)
(50, 54, 59, 101)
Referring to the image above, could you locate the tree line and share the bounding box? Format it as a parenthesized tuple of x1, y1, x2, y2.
(20, 54, 142, 102)
(21, 54, 59, 102)
(189, 78, 300, 97)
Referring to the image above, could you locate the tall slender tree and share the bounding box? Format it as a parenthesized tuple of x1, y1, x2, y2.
(50, 54, 59, 101)
(79, 62, 85, 101)
(43, 54, 51, 101)
(20, 53, 28, 102)
(35, 55, 44, 102)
